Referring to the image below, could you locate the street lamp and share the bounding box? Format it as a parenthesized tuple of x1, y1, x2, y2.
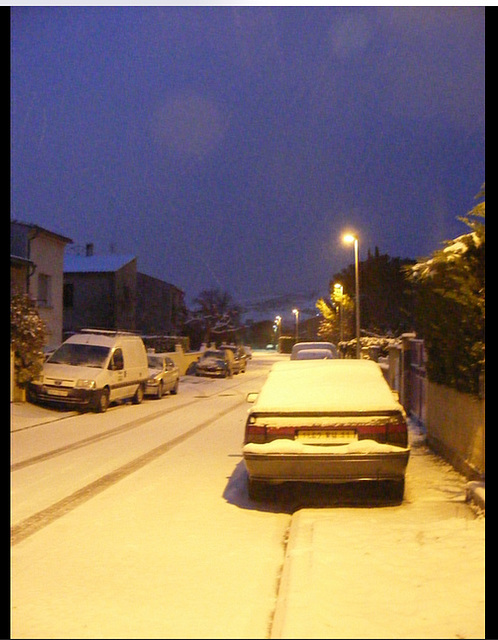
(333, 283, 344, 343)
(342, 233, 361, 358)
(292, 308, 299, 341)
(274, 315, 281, 350)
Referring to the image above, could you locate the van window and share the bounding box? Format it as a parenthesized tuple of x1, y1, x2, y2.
(48, 343, 110, 368)
(109, 349, 124, 371)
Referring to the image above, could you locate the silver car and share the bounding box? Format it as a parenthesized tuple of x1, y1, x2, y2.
(290, 341, 338, 359)
(243, 359, 410, 501)
(145, 354, 180, 398)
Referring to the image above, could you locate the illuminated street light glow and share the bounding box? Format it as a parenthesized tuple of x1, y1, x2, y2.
(274, 315, 282, 345)
(333, 283, 344, 343)
(342, 233, 361, 358)
(292, 308, 299, 341)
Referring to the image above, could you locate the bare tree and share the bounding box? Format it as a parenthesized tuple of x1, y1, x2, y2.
(189, 289, 241, 344)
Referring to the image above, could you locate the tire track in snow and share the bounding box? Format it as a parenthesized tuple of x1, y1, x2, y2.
(11, 398, 246, 545)
(11, 374, 258, 471)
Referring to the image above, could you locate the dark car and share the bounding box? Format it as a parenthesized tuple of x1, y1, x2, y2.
(219, 344, 247, 374)
(196, 349, 234, 378)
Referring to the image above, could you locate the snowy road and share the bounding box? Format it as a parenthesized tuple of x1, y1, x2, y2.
(11, 352, 484, 639)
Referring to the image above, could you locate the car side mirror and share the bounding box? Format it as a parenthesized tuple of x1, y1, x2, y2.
(246, 392, 258, 403)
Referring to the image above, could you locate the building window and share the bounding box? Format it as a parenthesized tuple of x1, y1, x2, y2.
(37, 273, 52, 307)
(63, 283, 74, 309)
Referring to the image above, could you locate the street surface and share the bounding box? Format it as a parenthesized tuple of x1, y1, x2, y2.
(11, 352, 484, 639)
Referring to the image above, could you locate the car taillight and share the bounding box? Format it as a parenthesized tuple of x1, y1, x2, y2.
(245, 423, 266, 444)
(244, 423, 297, 444)
(386, 419, 408, 447)
(356, 416, 408, 448)
(266, 426, 297, 440)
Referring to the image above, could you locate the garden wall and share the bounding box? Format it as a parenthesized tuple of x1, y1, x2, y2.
(383, 336, 485, 481)
(167, 344, 203, 376)
(426, 382, 485, 480)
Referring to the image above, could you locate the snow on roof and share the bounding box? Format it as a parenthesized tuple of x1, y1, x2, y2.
(64, 254, 135, 273)
(250, 359, 402, 414)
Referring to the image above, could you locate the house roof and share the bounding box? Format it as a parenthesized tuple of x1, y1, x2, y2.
(11, 220, 73, 245)
(64, 254, 136, 273)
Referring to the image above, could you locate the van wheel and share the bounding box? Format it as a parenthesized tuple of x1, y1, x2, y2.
(133, 383, 144, 405)
(96, 388, 110, 413)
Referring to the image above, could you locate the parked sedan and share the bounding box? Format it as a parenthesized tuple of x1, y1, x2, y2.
(243, 359, 410, 501)
(219, 344, 247, 374)
(290, 341, 338, 359)
(145, 354, 179, 398)
(196, 349, 233, 378)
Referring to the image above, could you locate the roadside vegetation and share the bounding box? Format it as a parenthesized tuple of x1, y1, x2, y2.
(10, 292, 46, 389)
(407, 185, 485, 394)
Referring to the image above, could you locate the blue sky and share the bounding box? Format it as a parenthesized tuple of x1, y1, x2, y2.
(11, 6, 485, 306)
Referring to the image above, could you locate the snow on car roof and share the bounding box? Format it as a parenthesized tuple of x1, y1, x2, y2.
(250, 359, 402, 414)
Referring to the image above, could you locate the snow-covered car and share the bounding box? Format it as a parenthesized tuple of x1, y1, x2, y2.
(196, 349, 233, 378)
(219, 344, 247, 374)
(290, 341, 338, 359)
(145, 354, 179, 398)
(242, 345, 253, 360)
(243, 359, 410, 501)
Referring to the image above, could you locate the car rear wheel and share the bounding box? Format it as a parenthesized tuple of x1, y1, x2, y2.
(384, 479, 405, 503)
(248, 478, 268, 501)
(171, 379, 179, 395)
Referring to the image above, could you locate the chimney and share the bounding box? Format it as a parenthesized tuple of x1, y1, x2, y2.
(85, 243, 94, 257)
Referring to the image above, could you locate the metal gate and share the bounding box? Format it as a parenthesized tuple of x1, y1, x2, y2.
(409, 338, 427, 425)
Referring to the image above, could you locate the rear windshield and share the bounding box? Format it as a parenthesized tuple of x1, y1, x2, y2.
(202, 350, 224, 359)
(48, 343, 110, 368)
(148, 356, 164, 369)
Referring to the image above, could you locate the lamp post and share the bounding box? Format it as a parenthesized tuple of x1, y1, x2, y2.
(342, 233, 360, 358)
(292, 308, 299, 341)
(333, 283, 344, 343)
(274, 315, 281, 350)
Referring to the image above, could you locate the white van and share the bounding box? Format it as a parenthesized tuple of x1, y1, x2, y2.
(28, 329, 149, 413)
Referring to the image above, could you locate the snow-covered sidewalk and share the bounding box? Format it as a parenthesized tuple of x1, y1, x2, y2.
(271, 422, 485, 639)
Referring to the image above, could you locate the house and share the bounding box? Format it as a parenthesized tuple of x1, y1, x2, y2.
(11, 221, 73, 349)
(63, 247, 186, 337)
(135, 272, 186, 335)
(63, 250, 137, 333)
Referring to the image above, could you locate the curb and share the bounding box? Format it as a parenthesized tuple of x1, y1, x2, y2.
(270, 511, 311, 640)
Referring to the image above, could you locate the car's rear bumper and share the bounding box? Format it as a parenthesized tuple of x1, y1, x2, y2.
(243, 445, 410, 484)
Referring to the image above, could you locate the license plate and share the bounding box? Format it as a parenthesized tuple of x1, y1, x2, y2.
(47, 388, 69, 397)
(297, 430, 357, 442)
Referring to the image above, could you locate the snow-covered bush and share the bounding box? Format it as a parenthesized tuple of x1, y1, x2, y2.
(406, 186, 485, 394)
(10, 293, 47, 387)
(338, 336, 401, 359)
